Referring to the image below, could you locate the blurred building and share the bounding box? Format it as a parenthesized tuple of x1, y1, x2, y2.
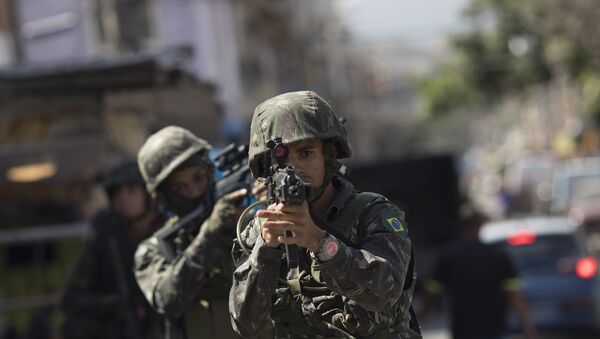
(13, 0, 240, 117)
(0, 1, 229, 336)
(0, 0, 18, 67)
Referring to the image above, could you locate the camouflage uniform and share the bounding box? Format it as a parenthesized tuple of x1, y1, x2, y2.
(134, 126, 240, 339)
(229, 91, 422, 338)
(61, 161, 162, 339)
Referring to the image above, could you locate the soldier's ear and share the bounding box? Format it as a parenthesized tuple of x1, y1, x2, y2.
(323, 140, 337, 159)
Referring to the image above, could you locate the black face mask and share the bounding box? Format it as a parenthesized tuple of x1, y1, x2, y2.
(160, 154, 216, 217)
(163, 186, 215, 217)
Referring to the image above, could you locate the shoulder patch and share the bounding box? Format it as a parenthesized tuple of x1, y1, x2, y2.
(382, 210, 407, 234)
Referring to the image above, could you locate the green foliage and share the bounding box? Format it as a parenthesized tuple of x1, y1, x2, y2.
(416, 60, 478, 119)
(418, 0, 599, 118)
(580, 73, 600, 123)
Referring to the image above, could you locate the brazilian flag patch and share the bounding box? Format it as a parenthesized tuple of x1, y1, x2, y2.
(382, 211, 407, 236)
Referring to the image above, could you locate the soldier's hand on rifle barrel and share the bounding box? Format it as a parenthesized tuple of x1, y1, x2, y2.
(251, 179, 268, 201)
(223, 188, 248, 205)
(257, 201, 325, 252)
(203, 188, 247, 236)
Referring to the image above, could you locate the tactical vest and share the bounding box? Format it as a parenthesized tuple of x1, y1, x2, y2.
(160, 216, 239, 339)
(269, 192, 421, 339)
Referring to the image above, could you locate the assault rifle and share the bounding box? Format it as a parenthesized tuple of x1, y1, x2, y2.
(155, 143, 253, 262)
(214, 143, 252, 199)
(265, 137, 309, 272)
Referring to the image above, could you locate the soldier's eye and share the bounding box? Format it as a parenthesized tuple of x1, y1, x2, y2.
(193, 173, 206, 184)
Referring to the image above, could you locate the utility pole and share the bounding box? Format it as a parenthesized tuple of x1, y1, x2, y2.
(0, 0, 22, 64)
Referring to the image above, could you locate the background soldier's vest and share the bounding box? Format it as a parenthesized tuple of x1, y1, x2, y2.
(270, 192, 420, 339)
(162, 217, 239, 339)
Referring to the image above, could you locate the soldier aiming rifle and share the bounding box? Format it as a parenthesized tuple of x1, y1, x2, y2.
(229, 91, 422, 339)
(134, 126, 245, 339)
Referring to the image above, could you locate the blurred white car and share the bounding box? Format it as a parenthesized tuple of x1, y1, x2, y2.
(480, 217, 600, 331)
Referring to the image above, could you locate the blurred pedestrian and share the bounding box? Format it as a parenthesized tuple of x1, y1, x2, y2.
(61, 159, 163, 339)
(421, 205, 537, 339)
(134, 126, 245, 339)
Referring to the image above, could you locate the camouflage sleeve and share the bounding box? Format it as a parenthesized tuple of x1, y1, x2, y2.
(229, 218, 282, 338)
(61, 236, 110, 316)
(134, 197, 240, 317)
(314, 199, 412, 312)
(134, 221, 225, 317)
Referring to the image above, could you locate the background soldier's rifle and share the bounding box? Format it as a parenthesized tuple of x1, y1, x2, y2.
(214, 143, 252, 199)
(155, 143, 253, 262)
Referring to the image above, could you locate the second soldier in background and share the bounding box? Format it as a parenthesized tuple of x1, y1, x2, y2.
(134, 126, 244, 339)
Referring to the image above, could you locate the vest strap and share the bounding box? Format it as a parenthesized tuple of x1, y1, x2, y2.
(287, 266, 302, 295)
(328, 192, 382, 246)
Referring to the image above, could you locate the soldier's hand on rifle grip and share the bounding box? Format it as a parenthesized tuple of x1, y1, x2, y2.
(257, 201, 325, 252)
(258, 203, 284, 248)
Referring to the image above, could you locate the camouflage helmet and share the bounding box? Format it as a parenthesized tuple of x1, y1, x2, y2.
(248, 90, 351, 178)
(103, 159, 145, 196)
(137, 126, 212, 195)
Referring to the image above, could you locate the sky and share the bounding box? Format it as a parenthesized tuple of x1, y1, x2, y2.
(336, 0, 471, 51)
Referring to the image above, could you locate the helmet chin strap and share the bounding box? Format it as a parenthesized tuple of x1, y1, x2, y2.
(306, 156, 345, 203)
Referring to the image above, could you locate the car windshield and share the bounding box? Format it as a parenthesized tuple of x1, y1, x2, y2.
(492, 234, 582, 276)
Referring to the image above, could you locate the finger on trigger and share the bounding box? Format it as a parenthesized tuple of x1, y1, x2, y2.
(263, 220, 294, 231)
(256, 209, 281, 219)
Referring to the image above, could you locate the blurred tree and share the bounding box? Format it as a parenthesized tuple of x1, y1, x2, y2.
(418, 0, 600, 119)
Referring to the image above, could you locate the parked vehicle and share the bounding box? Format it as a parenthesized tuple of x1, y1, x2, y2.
(480, 217, 600, 331)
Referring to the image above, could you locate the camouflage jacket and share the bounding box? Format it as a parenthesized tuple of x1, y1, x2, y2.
(229, 176, 422, 338)
(134, 203, 240, 339)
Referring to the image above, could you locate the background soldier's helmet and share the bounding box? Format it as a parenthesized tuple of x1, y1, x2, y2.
(103, 159, 145, 199)
(248, 90, 352, 178)
(137, 126, 212, 195)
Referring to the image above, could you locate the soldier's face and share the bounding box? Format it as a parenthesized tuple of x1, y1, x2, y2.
(166, 164, 209, 199)
(287, 139, 325, 188)
(111, 183, 147, 219)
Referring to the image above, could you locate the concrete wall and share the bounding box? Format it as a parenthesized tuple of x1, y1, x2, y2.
(154, 0, 242, 119)
(16, 0, 95, 63)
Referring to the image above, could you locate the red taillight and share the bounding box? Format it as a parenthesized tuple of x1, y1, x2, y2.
(576, 257, 598, 279)
(507, 230, 536, 246)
